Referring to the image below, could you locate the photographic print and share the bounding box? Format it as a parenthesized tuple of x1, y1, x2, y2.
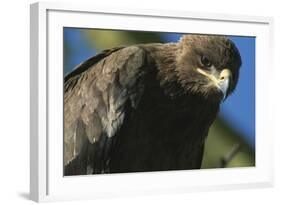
(63, 28, 255, 176)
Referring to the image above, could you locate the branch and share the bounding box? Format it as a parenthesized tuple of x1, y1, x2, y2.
(219, 143, 241, 168)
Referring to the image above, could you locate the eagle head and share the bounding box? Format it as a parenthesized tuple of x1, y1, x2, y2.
(168, 35, 242, 102)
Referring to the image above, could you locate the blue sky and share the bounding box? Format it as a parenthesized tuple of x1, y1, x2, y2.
(219, 36, 255, 147)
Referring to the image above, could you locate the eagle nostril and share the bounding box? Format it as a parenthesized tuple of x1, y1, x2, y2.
(219, 69, 232, 82)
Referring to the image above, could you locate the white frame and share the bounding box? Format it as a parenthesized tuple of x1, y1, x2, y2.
(30, 2, 274, 202)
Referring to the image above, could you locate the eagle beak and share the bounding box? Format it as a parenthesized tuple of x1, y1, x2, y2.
(218, 69, 232, 100)
(196, 68, 232, 100)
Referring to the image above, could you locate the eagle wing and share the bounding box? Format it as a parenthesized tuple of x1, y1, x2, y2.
(64, 46, 150, 175)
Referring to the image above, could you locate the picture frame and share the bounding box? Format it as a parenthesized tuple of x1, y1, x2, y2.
(30, 2, 274, 202)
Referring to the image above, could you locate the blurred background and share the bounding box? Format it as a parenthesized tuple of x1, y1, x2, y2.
(63, 28, 255, 169)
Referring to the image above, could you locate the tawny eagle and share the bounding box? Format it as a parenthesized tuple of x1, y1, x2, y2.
(64, 35, 242, 175)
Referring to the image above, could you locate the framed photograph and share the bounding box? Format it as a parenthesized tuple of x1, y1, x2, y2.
(30, 2, 274, 202)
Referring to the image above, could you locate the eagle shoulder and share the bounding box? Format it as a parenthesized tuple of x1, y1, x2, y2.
(64, 46, 151, 167)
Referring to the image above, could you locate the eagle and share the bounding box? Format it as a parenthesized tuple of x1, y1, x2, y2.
(64, 34, 242, 175)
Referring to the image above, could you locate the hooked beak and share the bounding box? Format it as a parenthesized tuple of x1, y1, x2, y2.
(197, 68, 232, 100)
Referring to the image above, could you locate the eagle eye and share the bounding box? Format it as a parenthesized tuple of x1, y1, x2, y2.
(200, 55, 212, 68)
